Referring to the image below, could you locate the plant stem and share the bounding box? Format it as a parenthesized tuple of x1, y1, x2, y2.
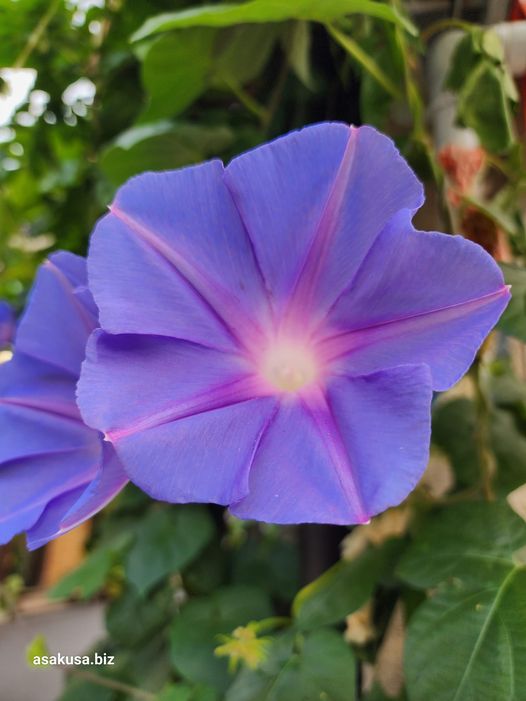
(14, 0, 62, 69)
(470, 356, 496, 501)
(421, 18, 473, 43)
(66, 669, 156, 701)
(326, 24, 404, 101)
(223, 76, 269, 122)
(262, 58, 289, 133)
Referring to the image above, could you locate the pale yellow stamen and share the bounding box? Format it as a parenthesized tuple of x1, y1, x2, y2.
(261, 341, 317, 392)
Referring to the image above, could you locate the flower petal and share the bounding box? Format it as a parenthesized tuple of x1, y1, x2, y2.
(25, 485, 87, 550)
(0, 499, 46, 547)
(78, 330, 257, 436)
(230, 399, 365, 524)
(49, 250, 89, 288)
(231, 365, 432, 523)
(224, 123, 423, 320)
(0, 353, 92, 464)
(0, 446, 101, 546)
(0, 404, 96, 464)
(15, 252, 97, 375)
(113, 397, 277, 505)
(26, 445, 128, 549)
(89, 160, 271, 353)
(0, 352, 78, 416)
(0, 301, 15, 346)
(60, 444, 128, 530)
(321, 210, 510, 390)
(325, 365, 432, 516)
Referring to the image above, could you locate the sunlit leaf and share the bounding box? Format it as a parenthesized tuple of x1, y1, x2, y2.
(141, 29, 216, 121)
(132, 0, 416, 42)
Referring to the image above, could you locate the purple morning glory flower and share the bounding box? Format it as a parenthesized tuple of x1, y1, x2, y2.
(0, 301, 15, 347)
(0, 252, 128, 549)
(78, 123, 510, 525)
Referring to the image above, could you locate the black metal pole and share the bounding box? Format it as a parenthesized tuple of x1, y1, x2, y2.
(298, 524, 349, 585)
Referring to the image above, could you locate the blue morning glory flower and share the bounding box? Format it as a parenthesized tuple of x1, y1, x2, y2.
(0, 301, 15, 347)
(73, 123, 508, 524)
(0, 252, 127, 549)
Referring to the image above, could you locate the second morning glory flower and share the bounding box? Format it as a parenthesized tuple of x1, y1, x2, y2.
(0, 301, 15, 347)
(78, 123, 510, 524)
(0, 252, 128, 549)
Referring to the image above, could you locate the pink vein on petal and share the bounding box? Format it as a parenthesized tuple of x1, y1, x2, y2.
(284, 126, 358, 326)
(302, 386, 369, 523)
(106, 375, 270, 442)
(109, 204, 264, 354)
(318, 286, 511, 364)
(44, 259, 96, 335)
(0, 396, 81, 423)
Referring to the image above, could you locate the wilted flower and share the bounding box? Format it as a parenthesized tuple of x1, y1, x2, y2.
(0, 252, 127, 549)
(0, 301, 15, 347)
(78, 123, 509, 524)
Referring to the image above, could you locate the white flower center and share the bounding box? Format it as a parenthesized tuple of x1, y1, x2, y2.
(261, 340, 318, 392)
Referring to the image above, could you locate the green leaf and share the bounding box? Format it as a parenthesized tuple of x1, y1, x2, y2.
(131, 1, 416, 42)
(293, 540, 401, 630)
(432, 398, 479, 486)
(284, 21, 313, 89)
(170, 586, 273, 692)
(105, 634, 172, 692)
(456, 62, 516, 153)
(100, 122, 234, 187)
(140, 25, 279, 121)
(141, 29, 216, 121)
(445, 32, 482, 93)
(184, 540, 228, 595)
(211, 24, 281, 88)
(157, 683, 219, 701)
(327, 24, 403, 100)
(106, 583, 173, 647)
(125, 505, 215, 595)
(491, 408, 526, 493)
(357, 20, 405, 130)
(0, 0, 65, 66)
(363, 686, 406, 701)
(433, 397, 526, 493)
(445, 28, 519, 155)
(490, 365, 526, 416)
(48, 533, 131, 600)
(398, 501, 526, 589)
(56, 679, 115, 701)
(26, 634, 49, 667)
(48, 549, 113, 600)
(405, 567, 526, 701)
(499, 263, 526, 341)
(232, 534, 300, 601)
(481, 29, 505, 64)
(157, 685, 193, 701)
(226, 629, 356, 701)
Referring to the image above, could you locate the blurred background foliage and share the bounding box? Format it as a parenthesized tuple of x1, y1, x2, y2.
(1, 1, 526, 700)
